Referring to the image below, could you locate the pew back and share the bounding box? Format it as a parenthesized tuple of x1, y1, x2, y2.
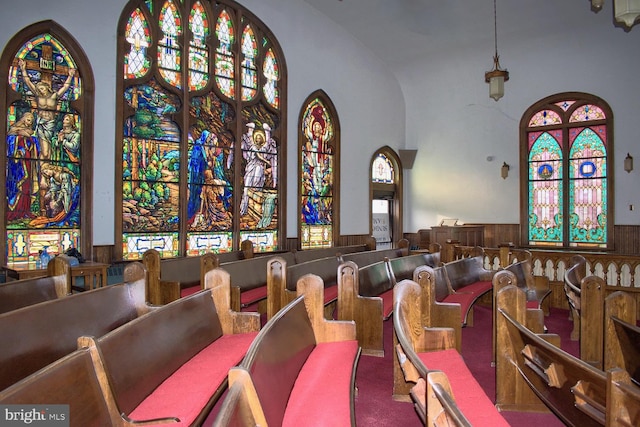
(0, 347, 117, 427)
(90, 290, 225, 416)
(495, 284, 628, 426)
(0, 263, 150, 391)
(387, 252, 441, 286)
(0, 256, 72, 314)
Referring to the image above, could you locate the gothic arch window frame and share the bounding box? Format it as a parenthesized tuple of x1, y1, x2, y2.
(115, 0, 287, 260)
(519, 91, 614, 250)
(0, 20, 95, 264)
(370, 147, 403, 247)
(298, 90, 339, 250)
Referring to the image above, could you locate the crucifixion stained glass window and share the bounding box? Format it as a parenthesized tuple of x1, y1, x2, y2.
(2, 24, 92, 266)
(118, 0, 285, 259)
(522, 94, 612, 249)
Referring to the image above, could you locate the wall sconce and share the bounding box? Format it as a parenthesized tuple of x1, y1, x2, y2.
(624, 153, 634, 173)
(501, 162, 510, 179)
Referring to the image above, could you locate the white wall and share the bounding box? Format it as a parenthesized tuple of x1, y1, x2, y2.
(397, 4, 640, 231)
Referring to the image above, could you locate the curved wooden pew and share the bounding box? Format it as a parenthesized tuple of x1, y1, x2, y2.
(0, 346, 154, 427)
(441, 254, 495, 326)
(218, 251, 297, 313)
(337, 238, 410, 266)
(336, 250, 441, 357)
(337, 259, 394, 356)
(0, 262, 152, 392)
(213, 274, 360, 426)
(412, 265, 463, 353)
(563, 256, 606, 368)
(604, 290, 639, 385)
(393, 279, 510, 426)
(504, 259, 551, 313)
(266, 255, 342, 320)
(564, 254, 587, 340)
(81, 276, 260, 426)
(495, 284, 640, 426)
(143, 248, 224, 305)
(0, 255, 72, 314)
(491, 269, 546, 366)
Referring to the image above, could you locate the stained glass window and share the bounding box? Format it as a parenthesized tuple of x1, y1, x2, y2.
(299, 93, 337, 250)
(263, 48, 279, 108)
(240, 24, 257, 101)
(2, 24, 92, 266)
(158, 0, 182, 88)
(215, 9, 234, 99)
(124, 8, 151, 79)
(188, 2, 209, 91)
(372, 153, 394, 183)
(522, 94, 612, 249)
(118, 0, 285, 259)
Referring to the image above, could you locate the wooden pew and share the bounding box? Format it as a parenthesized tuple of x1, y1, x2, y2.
(392, 279, 510, 426)
(337, 238, 410, 266)
(0, 345, 167, 427)
(266, 255, 341, 320)
(412, 265, 463, 353)
(143, 241, 257, 305)
(81, 273, 260, 426)
(335, 249, 442, 357)
(604, 290, 639, 385)
(386, 251, 442, 284)
(291, 239, 375, 263)
(495, 284, 640, 426)
(441, 255, 495, 326)
(0, 262, 152, 392)
(563, 257, 606, 368)
(491, 269, 546, 366)
(564, 254, 587, 340)
(337, 259, 394, 356)
(217, 251, 297, 312)
(504, 259, 552, 314)
(213, 273, 360, 426)
(0, 255, 72, 314)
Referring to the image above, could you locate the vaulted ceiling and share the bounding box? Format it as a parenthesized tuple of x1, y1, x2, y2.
(301, 0, 629, 66)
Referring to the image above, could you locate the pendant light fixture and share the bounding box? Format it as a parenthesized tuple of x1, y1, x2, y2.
(485, 0, 509, 101)
(591, 0, 640, 30)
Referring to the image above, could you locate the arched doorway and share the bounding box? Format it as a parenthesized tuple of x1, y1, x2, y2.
(370, 147, 403, 249)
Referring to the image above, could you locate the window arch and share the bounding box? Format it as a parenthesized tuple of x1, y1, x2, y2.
(0, 20, 94, 265)
(116, 0, 286, 259)
(520, 92, 613, 249)
(298, 91, 339, 249)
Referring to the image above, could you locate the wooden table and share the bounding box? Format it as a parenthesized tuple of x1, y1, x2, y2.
(3, 261, 110, 291)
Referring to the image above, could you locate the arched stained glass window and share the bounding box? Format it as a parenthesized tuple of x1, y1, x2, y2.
(299, 92, 338, 250)
(158, 0, 182, 88)
(1, 21, 94, 265)
(117, 0, 286, 259)
(240, 24, 257, 101)
(215, 9, 234, 99)
(188, 1, 209, 91)
(125, 8, 151, 79)
(521, 93, 613, 249)
(372, 153, 394, 183)
(263, 48, 279, 108)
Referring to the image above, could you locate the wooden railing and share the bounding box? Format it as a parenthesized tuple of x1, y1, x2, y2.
(449, 243, 640, 317)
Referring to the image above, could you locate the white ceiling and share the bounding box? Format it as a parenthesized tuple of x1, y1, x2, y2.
(301, 0, 628, 65)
